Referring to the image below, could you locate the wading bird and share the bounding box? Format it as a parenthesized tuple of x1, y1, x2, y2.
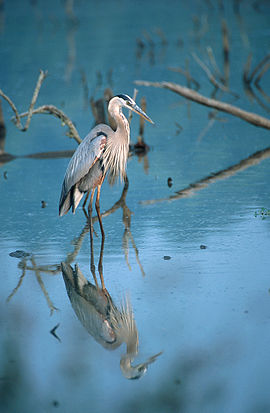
(59, 94, 154, 239)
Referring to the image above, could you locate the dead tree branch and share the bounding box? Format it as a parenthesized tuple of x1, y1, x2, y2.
(23, 69, 48, 131)
(1, 70, 82, 144)
(168, 66, 200, 90)
(134, 80, 270, 130)
(244, 53, 270, 85)
(18, 105, 82, 144)
(0, 88, 23, 129)
(192, 52, 237, 97)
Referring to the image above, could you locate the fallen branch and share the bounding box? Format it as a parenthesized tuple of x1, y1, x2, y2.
(134, 80, 270, 130)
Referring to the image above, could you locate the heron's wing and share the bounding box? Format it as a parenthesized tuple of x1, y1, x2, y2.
(63, 125, 110, 193)
(59, 124, 111, 212)
(61, 263, 121, 349)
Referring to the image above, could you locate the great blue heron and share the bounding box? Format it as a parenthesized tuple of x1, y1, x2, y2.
(61, 262, 161, 379)
(59, 94, 154, 240)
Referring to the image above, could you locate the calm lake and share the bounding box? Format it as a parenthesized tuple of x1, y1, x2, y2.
(1, 1, 270, 412)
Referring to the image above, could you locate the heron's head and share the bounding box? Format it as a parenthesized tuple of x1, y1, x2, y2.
(120, 351, 162, 380)
(113, 94, 154, 124)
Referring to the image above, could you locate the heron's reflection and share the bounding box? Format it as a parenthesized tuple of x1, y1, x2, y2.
(61, 239, 161, 379)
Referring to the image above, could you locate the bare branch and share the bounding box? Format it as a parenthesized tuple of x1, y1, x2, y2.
(134, 80, 270, 130)
(168, 66, 200, 90)
(206, 46, 224, 84)
(243, 53, 253, 84)
(17, 105, 82, 144)
(248, 53, 270, 84)
(192, 52, 237, 97)
(255, 60, 270, 86)
(23, 69, 48, 131)
(0, 88, 23, 129)
(128, 88, 138, 124)
(221, 19, 230, 85)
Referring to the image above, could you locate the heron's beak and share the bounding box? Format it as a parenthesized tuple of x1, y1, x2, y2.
(130, 103, 154, 124)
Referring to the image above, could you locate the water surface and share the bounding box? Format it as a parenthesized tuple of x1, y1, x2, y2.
(1, 1, 270, 412)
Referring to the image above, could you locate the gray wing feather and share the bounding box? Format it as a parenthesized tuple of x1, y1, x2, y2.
(59, 124, 111, 209)
(64, 125, 110, 192)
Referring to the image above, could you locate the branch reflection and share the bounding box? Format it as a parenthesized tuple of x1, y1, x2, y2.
(7, 174, 145, 312)
(141, 146, 270, 205)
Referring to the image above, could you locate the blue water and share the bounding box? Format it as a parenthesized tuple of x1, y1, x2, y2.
(1, 1, 270, 412)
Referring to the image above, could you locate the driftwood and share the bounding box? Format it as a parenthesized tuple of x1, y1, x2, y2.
(134, 80, 270, 130)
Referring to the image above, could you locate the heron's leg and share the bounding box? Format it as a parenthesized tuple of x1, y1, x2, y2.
(95, 179, 106, 290)
(98, 226, 106, 291)
(95, 181, 105, 241)
(82, 190, 90, 211)
(88, 189, 98, 287)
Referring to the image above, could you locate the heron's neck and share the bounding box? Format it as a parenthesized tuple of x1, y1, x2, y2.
(110, 106, 130, 144)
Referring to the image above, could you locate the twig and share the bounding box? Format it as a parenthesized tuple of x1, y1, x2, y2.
(6, 262, 27, 302)
(23, 69, 48, 131)
(134, 80, 270, 130)
(1, 70, 81, 144)
(206, 46, 224, 84)
(248, 53, 270, 84)
(31, 256, 58, 315)
(168, 66, 200, 90)
(128, 88, 138, 124)
(17, 105, 82, 144)
(243, 53, 253, 84)
(221, 19, 230, 85)
(255, 83, 270, 105)
(255, 60, 270, 86)
(0, 88, 23, 129)
(192, 52, 236, 97)
(139, 96, 146, 136)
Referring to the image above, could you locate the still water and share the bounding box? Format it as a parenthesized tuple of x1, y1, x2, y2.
(1, 1, 270, 412)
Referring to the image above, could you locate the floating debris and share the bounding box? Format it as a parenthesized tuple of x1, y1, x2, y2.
(167, 177, 173, 188)
(175, 122, 183, 135)
(254, 208, 270, 219)
(50, 323, 61, 342)
(9, 250, 31, 259)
